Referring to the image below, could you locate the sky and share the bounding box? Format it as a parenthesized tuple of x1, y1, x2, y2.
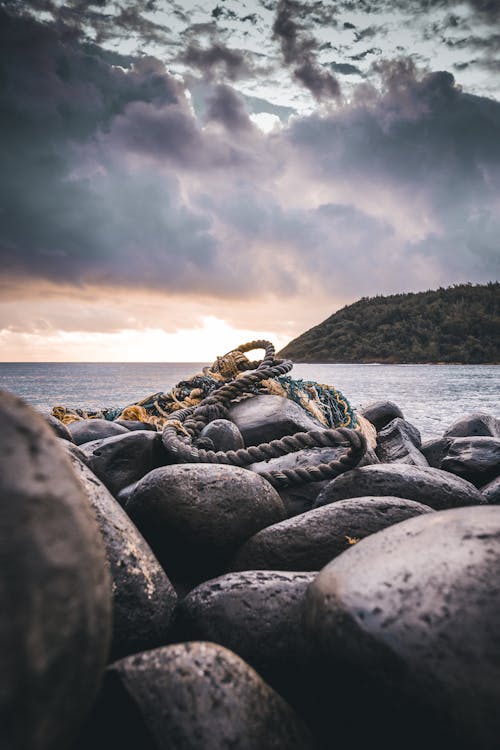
(1, 0, 499, 361)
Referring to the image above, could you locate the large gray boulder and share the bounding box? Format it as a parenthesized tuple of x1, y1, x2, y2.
(199, 418, 245, 451)
(231, 496, 433, 572)
(314, 463, 484, 510)
(127, 463, 286, 582)
(360, 400, 404, 431)
(304, 506, 500, 749)
(79, 643, 314, 750)
(0, 391, 111, 750)
(68, 418, 129, 445)
(443, 412, 500, 439)
(440, 436, 500, 486)
(375, 417, 428, 466)
(481, 475, 500, 504)
(68, 455, 177, 660)
(228, 394, 324, 446)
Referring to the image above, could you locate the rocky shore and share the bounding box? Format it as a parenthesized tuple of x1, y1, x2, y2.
(1, 389, 500, 750)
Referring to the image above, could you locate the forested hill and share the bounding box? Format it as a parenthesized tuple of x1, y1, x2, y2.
(279, 283, 500, 364)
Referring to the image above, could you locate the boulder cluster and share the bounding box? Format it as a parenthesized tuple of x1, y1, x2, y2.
(1, 389, 500, 750)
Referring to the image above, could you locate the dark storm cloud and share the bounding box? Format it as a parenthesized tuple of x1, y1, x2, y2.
(205, 85, 254, 130)
(178, 42, 254, 80)
(273, 0, 342, 100)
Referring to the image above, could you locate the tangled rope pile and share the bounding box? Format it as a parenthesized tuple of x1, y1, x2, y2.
(52, 340, 369, 487)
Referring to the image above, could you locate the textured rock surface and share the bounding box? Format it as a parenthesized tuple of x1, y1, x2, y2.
(305, 506, 500, 749)
(80, 430, 167, 497)
(443, 412, 500, 439)
(314, 463, 484, 510)
(80, 642, 314, 750)
(359, 400, 404, 431)
(481, 475, 500, 504)
(172, 571, 315, 699)
(0, 390, 111, 750)
(127, 463, 286, 581)
(228, 394, 324, 446)
(375, 417, 428, 466)
(199, 418, 245, 451)
(420, 437, 452, 468)
(232, 496, 433, 572)
(68, 418, 129, 445)
(68, 454, 177, 660)
(440, 436, 500, 486)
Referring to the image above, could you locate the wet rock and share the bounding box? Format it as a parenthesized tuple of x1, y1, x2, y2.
(228, 394, 324, 446)
(115, 419, 156, 432)
(314, 463, 484, 510)
(481, 475, 500, 504)
(441, 436, 500, 486)
(375, 417, 428, 466)
(232, 496, 433, 572)
(127, 463, 286, 582)
(443, 412, 500, 439)
(80, 642, 314, 750)
(80, 430, 168, 497)
(420, 436, 452, 468)
(68, 418, 129, 445)
(360, 400, 404, 431)
(172, 571, 315, 702)
(304, 506, 500, 750)
(199, 418, 245, 451)
(59, 438, 91, 464)
(43, 412, 74, 441)
(0, 390, 111, 750)
(116, 480, 140, 509)
(68, 454, 177, 660)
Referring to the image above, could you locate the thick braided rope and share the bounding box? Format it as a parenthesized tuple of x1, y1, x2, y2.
(162, 341, 367, 487)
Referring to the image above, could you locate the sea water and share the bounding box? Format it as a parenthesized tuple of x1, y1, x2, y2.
(0, 362, 498, 440)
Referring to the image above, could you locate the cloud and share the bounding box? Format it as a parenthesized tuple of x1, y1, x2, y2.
(177, 41, 254, 81)
(205, 84, 254, 131)
(330, 62, 364, 76)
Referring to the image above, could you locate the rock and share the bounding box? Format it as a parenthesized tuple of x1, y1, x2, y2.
(59, 437, 91, 464)
(228, 394, 324, 446)
(304, 506, 500, 749)
(360, 400, 404, 431)
(441, 436, 500, 486)
(0, 390, 111, 750)
(443, 412, 500, 439)
(43, 413, 74, 441)
(199, 418, 245, 451)
(127, 464, 286, 582)
(116, 480, 140, 509)
(115, 419, 156, 432)
(79, 430, 168, 497)
(375, 417, 428, 466)
(314, 463, 484, 510)
(481, 475, 500, 504)
(420, 436, 452, 468)
(79, 642, 314, 750)
(68, 418, 129, 445)
(68, 454, 177, 660)
(232, 496, 434, 572)
(172, 571, 315, 702)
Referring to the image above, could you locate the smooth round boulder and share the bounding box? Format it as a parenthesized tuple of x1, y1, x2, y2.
(79, 642, 314, 750)
(68, 454, 177, 660)
(481, 475, 500, 504)
(443, 412, 500, 439)
(115, 419, 156, 432)
(314, 463, 484, 510)
(68, 418, 129, 445)
(127, 464, 286, 582)
(305, 506, 500, 749)
(375, 417, 428, 466)
(199, 418, 245, 451)
(172, 571, 315, 701)
(440, 436, 500, 486)
(359, 400, 404, 431)
(43, 413, 74, 441)
(228, 394, 324, 446)
(0, 390, 111, 750)
(231, 496, 434, 572)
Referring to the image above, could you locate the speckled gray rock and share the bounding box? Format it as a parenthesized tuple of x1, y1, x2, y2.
(80, 430, 168, 497)
(115, 419, 156, 432)
(68, 418, 129, 445)
(199, 418, 245, 451)
(232, 496, 433, 572)
(304, 506, 500, 750)
(441, 436, 500, 486)
(79, 642, 314, 750)
(228, 394, 324, 446)
(443, 412, 500, 439)
(360, 400, 404, 431)
(313, 463, 484, 510)
(375, 417, 428, 466)
(68, 454, 177, 660)
(127, 464, 286, 581)
(421, 437, 452, 468)
(172, 571, 315, 701)
(481, 475, 500, 504)
(0, 390, 111, 750)
(43, 413, 74, 441)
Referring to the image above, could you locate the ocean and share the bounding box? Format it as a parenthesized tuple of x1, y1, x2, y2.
(0, 362, 498, 441)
